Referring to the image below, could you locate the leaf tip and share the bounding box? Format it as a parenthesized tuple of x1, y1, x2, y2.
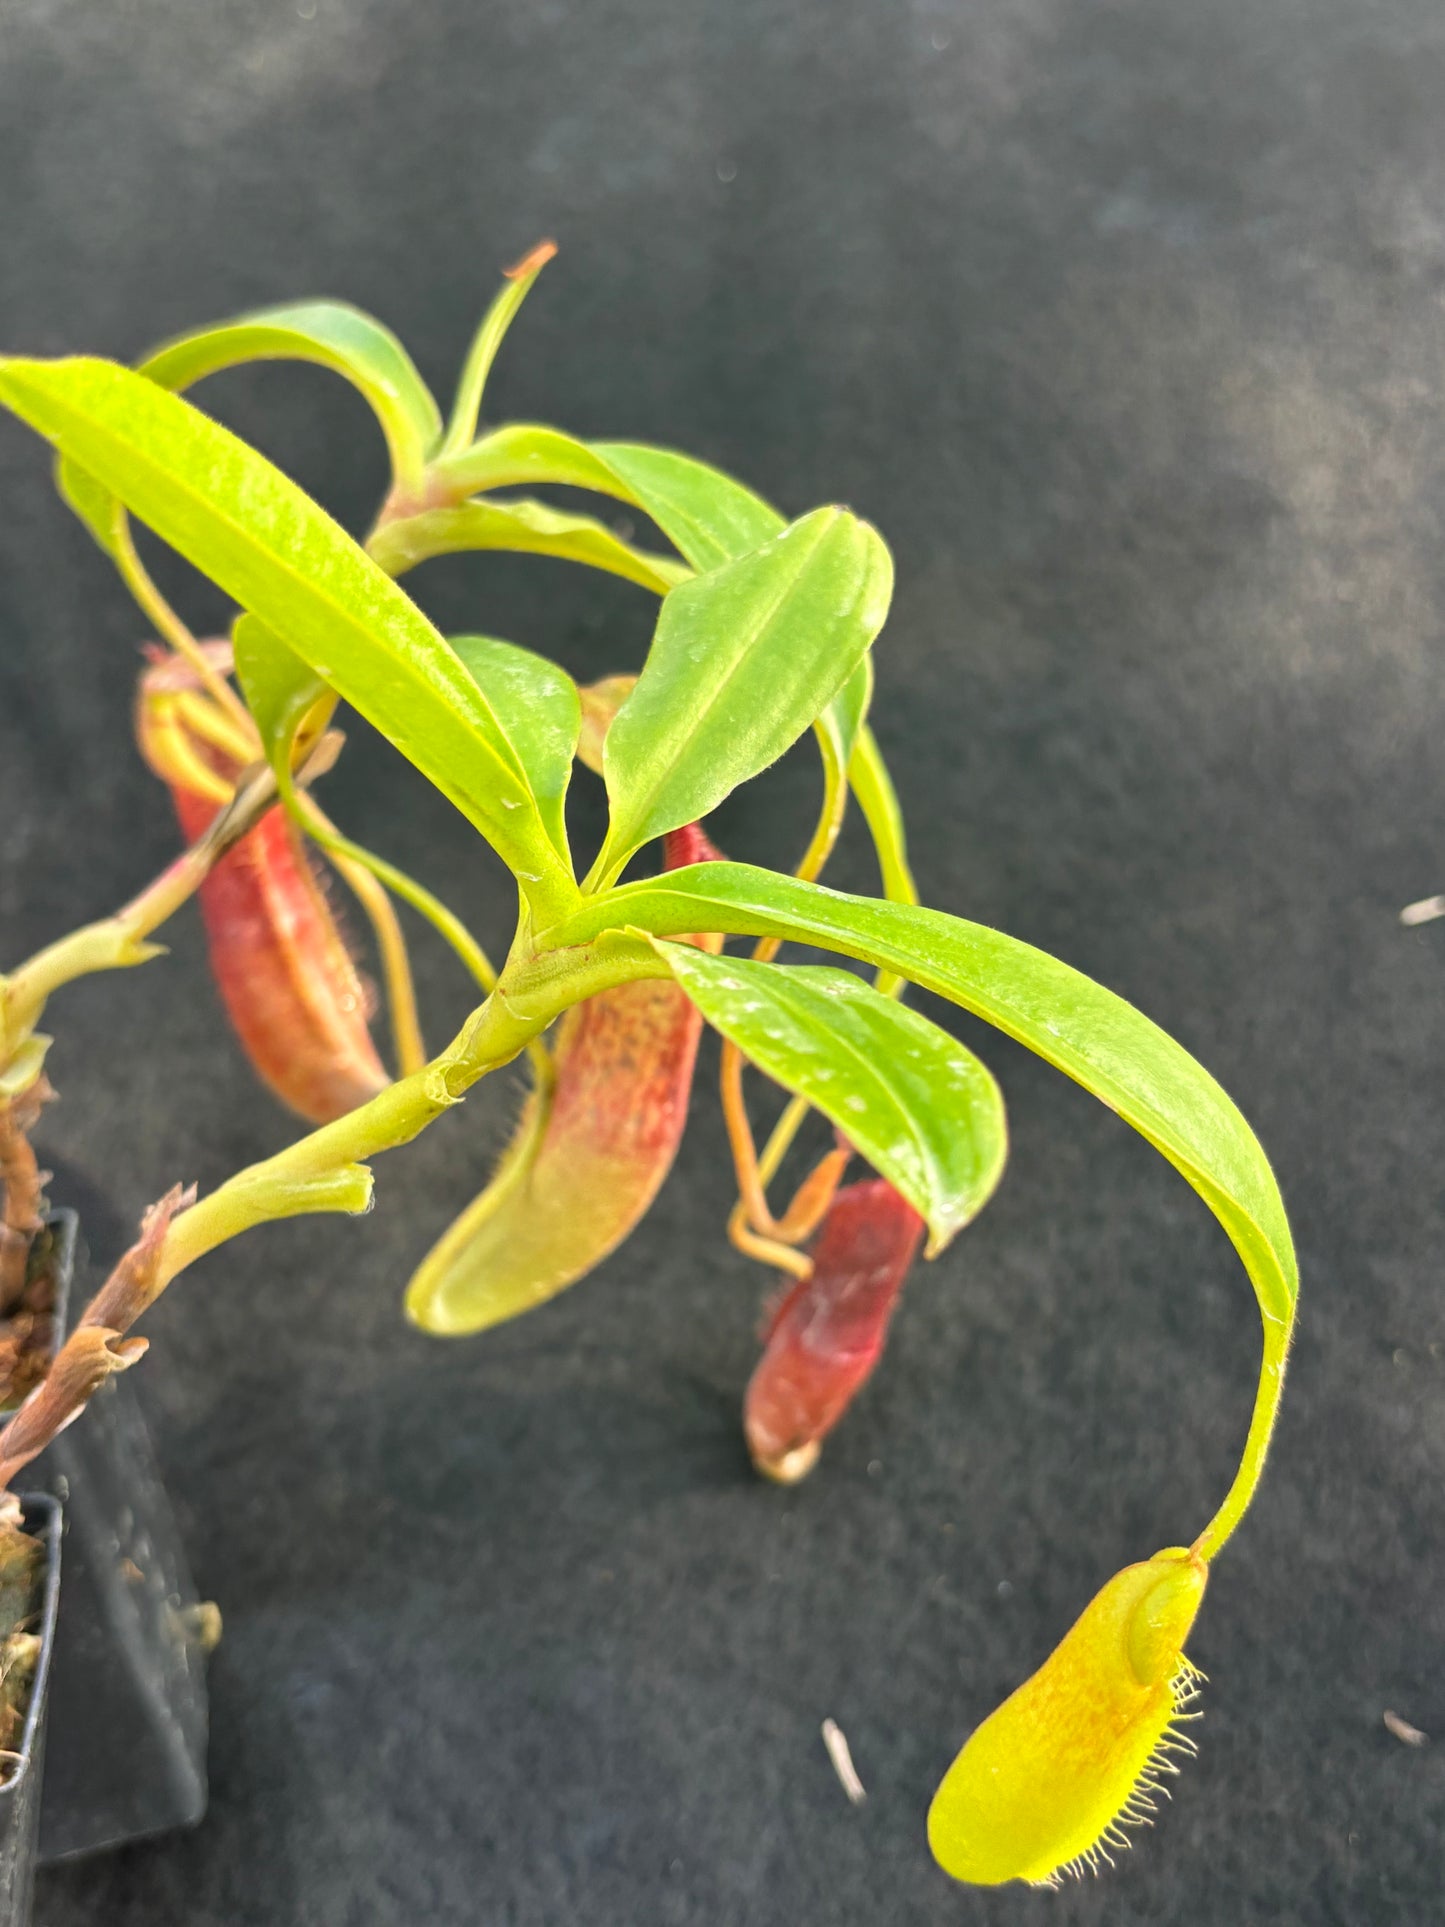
(505, 239, 559, 281)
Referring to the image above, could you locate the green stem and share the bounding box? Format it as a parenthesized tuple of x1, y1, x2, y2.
(3, 925, 160, 1055)
(756, 1092, 811, 1190)
(849, 723, 916, 906)
(365, 499, 690, 597)
(795, 731, 850, 889)
(849, 723, 917, 999)
(153, 923, 663, 1292)
(1192, 1307, 1294, 1563)
(723, 721, 852, 1197)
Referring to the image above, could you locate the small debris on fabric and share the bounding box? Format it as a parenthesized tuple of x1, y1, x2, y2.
(1399, 896, 1445, 927)
(1383, 1709, 1428, 1747)
(821, 1717, 867, 1805)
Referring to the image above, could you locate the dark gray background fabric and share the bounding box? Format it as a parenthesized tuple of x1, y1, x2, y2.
(1, 1, 1441, 1920)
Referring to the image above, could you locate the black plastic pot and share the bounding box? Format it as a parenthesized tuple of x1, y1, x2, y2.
(31, 1212, 211, 1863)
(0, 1494, 61, 1926)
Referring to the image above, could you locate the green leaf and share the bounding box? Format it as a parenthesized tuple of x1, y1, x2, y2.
(586, 450, 875, 806)
(449, 636, 581, 863)
(366, 496, 689, 595)
(428, 421, 640, 501)
(429, 426, 786, 571)
(138, 300, 442, 487)
(57, 302, 441, 564)
(0, 356, 576, 919)
(588, 441, 785, 572)
(424, 425, 875, 785)
(419, 422, 890, 871)
(595, 507, 894, 881)
(231, 621, 577, 879)
(540, 863, 1299, 1328)
(848, 718, 917, 998)
(235, 617, 580, 888)
(232, 614, 327, 766)
(850, 722, 915, 907)
(654, 942, 1006, 1254)
(591, 454, 879, 832)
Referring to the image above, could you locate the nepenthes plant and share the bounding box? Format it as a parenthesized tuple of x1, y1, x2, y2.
(0, 244, 1298, 1890)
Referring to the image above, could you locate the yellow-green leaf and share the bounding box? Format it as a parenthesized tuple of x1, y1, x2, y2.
(0, 356, 576, 920)
(594, 509, 893, 882)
